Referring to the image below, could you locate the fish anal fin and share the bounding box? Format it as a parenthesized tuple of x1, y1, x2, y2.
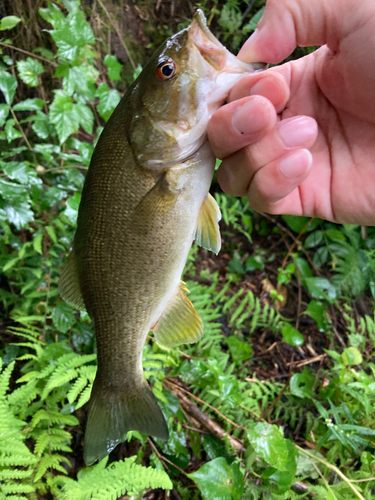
(195, 192, 221, 255)
(153, 281, 203, 347)
(58, 248, 86, 311)
(84, 380, 169, 466)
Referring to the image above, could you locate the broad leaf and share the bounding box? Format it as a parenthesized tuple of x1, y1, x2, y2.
(247, 423, 288, 470)
(104, 55, 123, 81)
(0, 104, 9, 126)
(52, 301, 76, 333)
(188, 457, 244, 500)
(49, 91, 80, 143)
(97, 84, 121, 121)
(0, 70, 18, 105)
(281, 323, 304, 347)
(17, 58, 44, 87)
(0, 16, 22, 31)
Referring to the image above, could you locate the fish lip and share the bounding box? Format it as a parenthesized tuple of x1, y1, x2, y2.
(192, 9, 223, 48)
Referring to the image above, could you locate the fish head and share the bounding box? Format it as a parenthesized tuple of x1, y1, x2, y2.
(130, 9, 266, 170)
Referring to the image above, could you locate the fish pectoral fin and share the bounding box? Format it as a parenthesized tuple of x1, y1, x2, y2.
(195, 193, 221, 255)
(153, 281, 203, 347)
(58, 248, 86, 311)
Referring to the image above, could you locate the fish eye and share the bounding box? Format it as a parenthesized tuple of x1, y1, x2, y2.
(155, 60, 177, 80)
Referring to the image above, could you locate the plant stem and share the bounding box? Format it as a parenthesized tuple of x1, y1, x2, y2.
(9, 106, 34, 153)
(96, 0, 136, 71)
(0, 42, 58, 67)
(296, 445, 365, 500)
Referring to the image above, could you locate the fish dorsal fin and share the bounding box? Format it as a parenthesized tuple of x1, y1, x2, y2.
(195, 193, 221, 255)
(58, 248, 86, 311)
(153, 282, 203, 347)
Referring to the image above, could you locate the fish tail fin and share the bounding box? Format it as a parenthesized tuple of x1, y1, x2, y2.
(84, 380, 169, 465)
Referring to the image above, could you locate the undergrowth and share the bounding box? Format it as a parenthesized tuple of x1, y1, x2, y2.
(1, 1, 375, 499)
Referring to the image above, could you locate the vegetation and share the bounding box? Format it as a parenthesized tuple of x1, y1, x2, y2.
(1, 1, 375, 499)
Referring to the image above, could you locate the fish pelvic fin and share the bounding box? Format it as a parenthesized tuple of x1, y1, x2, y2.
(195, 193, 221, 255)
(58, 247, 86, 311)
(84, 381, 169, 466)
(153, 281, 203, 347)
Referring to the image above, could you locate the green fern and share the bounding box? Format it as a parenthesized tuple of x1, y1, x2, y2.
(59, 456, 172, 500)
(0, 360, 37, 499)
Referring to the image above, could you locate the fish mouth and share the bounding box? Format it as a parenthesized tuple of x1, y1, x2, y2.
(189, 9, 267, 72)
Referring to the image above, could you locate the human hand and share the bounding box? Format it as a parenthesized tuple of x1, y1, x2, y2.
(208, 0, 375, 225)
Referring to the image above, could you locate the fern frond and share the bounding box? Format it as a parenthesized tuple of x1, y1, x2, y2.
(60, 456, 172, 500)
(75, 384, 92, 409)
(34, 454, 70, 482)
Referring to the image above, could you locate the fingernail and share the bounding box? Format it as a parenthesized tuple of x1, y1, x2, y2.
(279, 149, 312, 178)
(249, 76, 275, 97)
(238, 29, 259, 62)
(279, 116, 317, 147)
(232, 98, 270, 136)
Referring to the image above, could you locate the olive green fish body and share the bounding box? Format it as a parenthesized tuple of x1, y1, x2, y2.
(59, 10, 264, 465)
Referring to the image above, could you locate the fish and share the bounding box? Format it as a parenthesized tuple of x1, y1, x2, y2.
(59, 9, 264, 465)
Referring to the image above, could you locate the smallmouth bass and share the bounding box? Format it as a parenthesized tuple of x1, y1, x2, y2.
(59, 10, 264, 465)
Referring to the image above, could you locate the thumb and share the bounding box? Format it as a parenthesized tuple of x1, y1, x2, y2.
(238, 0, 357, 64)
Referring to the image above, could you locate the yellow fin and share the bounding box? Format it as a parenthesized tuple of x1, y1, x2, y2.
(195, 193, 221, 255)
(153, 282, 203, 347)
(58, 248, 86, 311)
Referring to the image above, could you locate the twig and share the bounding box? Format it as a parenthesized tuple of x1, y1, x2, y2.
(0, 42, 58, 67)
(96, 0, 136, 71)
(257, 374, 291, 421)
(148, 438, 188, 476)
(281, 218, 314, 270)
(240, 0, 257, 26)
(296, 445, 366, 500)
(164, 378, 241, 429)
(38, 165, 89, 174)
(9, 107, 33, 152)
(312, 462, 339, 500)
(287, 353, 327, 368)
(292, 255, 302, 330)
(167, 381, 245, 453)
(260, 213, 320, 275)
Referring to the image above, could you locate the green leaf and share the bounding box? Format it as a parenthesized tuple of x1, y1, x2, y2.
(0, 177, 26, 200)
(0, 70, 18, 105)
(64, 191, 81, 224)
(290, 369, 315, 398)
(243, 7, 265, 32)
(104, 55, 123, 81)
(304, 300, 328, 332)
(304, 277, 336, 302)
(17, 58, 44, 87)
(282, 215, 311, 233)
(0, 16, 22, 31)
(281, 323, 304, 347)
(56, 62, 97, 96)
(305, 230, 323, 248)
(294, 257, 313, 278)
(188, 457, 244, 500)
(326, 228, 346, 241)
(0, 104, 9, 126)
(52, 301, 76, 333)
(262, 440, 297, 493)
(226, 336, 252, 363)
(33, 231, 43, 255)
(341, 346, 363, 366)
(75, 103, 94, 134)
(247, 423, 288, 470)
(50, 10, 95, 60)
(97, 83, 121, 121)
(49, 91, 80, 143)
(4, 119, 22, 142)
(13, 98, 45, 111)
(313, 246, 329, 268)
(3, 200, 34, 227)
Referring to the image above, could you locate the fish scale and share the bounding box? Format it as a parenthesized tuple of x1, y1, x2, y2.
(59, 9, 264, 465)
